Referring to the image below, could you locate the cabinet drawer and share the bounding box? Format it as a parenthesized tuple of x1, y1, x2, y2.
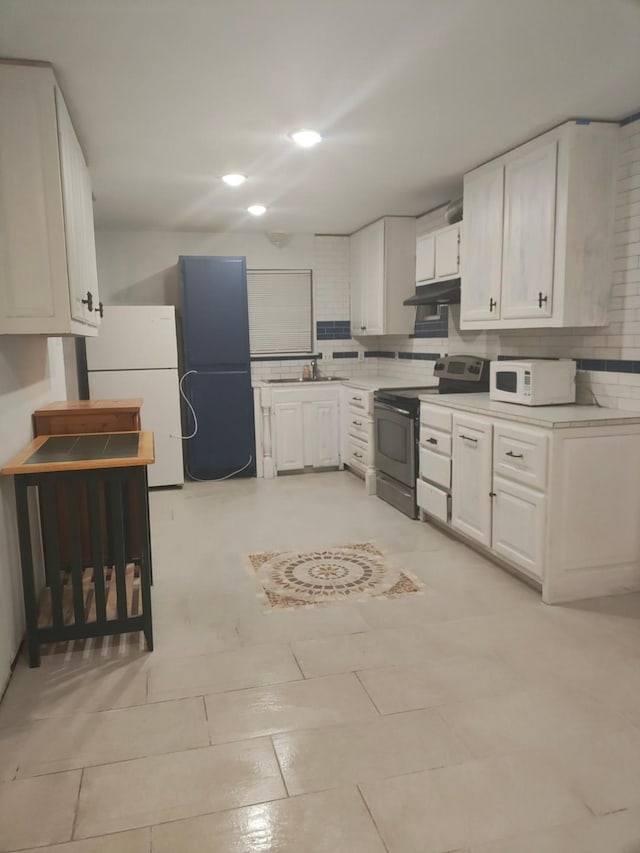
(419, 447, 451, 489)
(493, 424, 548, 490)
(34, 411, 140, 435)
(348, 435, 373, 468)
(420, 403, 452, 434)
(417, 478, 450, 523)
(345, 389, 372, 415)
(420, 426, 451, 457)
(347, 411, 372, 444)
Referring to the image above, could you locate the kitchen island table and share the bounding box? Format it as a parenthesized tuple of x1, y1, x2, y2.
(1, 431, 155, 666)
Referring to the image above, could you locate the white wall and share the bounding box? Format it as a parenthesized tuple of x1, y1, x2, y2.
(0, 336, 66, 693)
(96, 230, 315, 306)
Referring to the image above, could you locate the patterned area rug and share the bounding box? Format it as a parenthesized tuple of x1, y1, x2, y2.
(248, 543, 422, 609)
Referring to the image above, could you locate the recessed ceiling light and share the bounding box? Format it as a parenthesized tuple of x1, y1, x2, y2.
(290, 129, 322, 148)
(247, 204, 266, 216)
(222, 173, 246, 186)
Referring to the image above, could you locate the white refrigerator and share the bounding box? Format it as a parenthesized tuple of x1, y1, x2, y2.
(85, 305, 184, 487)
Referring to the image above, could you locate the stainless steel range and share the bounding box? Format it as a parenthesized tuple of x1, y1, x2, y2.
(374, 355, 490, 518)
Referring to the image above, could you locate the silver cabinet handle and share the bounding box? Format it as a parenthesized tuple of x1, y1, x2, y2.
(351, 396, 363, 402)
(353, 420, 362, 426)
(354, 452, 363, 459)
(426, 437, 438, 445)
(460, 434, 478, 443)
(505, 451, 524, 458)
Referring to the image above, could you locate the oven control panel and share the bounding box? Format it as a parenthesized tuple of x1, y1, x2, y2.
(434, 355, 489, 383)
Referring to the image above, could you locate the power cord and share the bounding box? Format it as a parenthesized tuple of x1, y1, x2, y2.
(171, 370, 198, 439)
(173, 369, 255, 482)
(185, 455, 254, 483)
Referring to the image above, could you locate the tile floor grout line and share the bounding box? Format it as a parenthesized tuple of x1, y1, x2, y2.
(70, 766, 84, 841)
(288, 646, 307, 680)
(356, 783, 391, 853)
(269, 734, 291, 798)
(354, 668, 384, 715)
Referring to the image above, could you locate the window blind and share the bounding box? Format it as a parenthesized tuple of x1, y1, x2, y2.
(247, 270, 312, 355)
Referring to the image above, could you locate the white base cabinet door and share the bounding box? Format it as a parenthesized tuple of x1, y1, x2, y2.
(451, 414, 493, 547)
(269, 386, 341, 474)
(491, 475, 546, 580)
(310, 399, 340, 468)
(274, 402, 304, 471)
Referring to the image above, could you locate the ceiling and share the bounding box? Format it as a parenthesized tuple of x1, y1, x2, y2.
(2, 0, 640, 236)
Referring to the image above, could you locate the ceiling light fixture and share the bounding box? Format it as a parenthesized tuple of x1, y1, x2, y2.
(290, 129, 322, 148)
(222, 173, 246, 186)
(247, 204, 266, 216)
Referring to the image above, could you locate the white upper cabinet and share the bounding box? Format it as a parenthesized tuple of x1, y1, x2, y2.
(350, 216, 416, 336)
(416, 224, 460, 284)
(460, 121, 618, 330)
(500, 140, 557, 320)
(415, 233, 436, 282)
(0, 61, 100, 336)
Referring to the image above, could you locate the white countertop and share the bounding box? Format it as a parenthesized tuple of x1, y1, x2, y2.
(253, 374, 439, 391)
(418, 392, 640, 429)
(341, 375, 439, 391)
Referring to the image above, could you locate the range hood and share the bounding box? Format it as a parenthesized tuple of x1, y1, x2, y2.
(403, 278, 461, 306)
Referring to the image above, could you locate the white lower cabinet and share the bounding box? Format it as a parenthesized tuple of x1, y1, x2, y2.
(274, 402, 305, 471)
(491, 475, 546, 579)
(271, 387, 340, 473)
(341, 385, 376, 492)
(417, 479, 449, 523)
(311, 400, 339, 468)
(451, 414, 493, 547)
(418, 401, 640, 604)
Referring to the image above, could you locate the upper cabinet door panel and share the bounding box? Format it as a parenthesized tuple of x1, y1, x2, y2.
(0, 65, 66, 322)
(349, 228, 365, 334)
(435, 225, 460, 278)
(416, 233, 435, 282)
(0, 62, 100, 335)
(55, 87, 99, 327)
(501, 140, 557, 320)
(460, 165, 504, 322)
(363, 219, 384, 334)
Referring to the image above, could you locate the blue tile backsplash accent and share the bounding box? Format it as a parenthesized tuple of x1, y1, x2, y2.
(316, 320, 351, 340)
(620, 110, 640, 127)
(496, 354, 640, 373)
(412, 306, 449, 339)
(398, 352, 440, 361)
(364, 351, 396, 359)
(332, 351, 359, 359)
(251, 353, 322, 362)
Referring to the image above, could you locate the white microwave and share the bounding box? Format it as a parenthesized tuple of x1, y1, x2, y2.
(490, 359, 576, 406)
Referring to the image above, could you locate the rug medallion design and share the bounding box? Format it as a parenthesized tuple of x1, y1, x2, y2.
(249, 543, 422, 609)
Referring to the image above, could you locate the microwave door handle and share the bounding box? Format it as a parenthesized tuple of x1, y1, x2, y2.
(375, 401, 413, 417)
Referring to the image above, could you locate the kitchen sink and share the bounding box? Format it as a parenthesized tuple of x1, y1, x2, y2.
(267, 377, 347, 384)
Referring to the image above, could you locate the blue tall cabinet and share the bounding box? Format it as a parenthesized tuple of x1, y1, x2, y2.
(179, 256, 256, 479)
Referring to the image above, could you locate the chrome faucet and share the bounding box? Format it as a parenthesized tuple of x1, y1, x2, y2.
(311, 358, 318, 380)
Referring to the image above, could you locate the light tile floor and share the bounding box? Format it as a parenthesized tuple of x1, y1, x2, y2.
(2, 471, 640, 851)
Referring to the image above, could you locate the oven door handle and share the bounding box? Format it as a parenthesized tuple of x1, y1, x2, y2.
(374, 401, 413, 417)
